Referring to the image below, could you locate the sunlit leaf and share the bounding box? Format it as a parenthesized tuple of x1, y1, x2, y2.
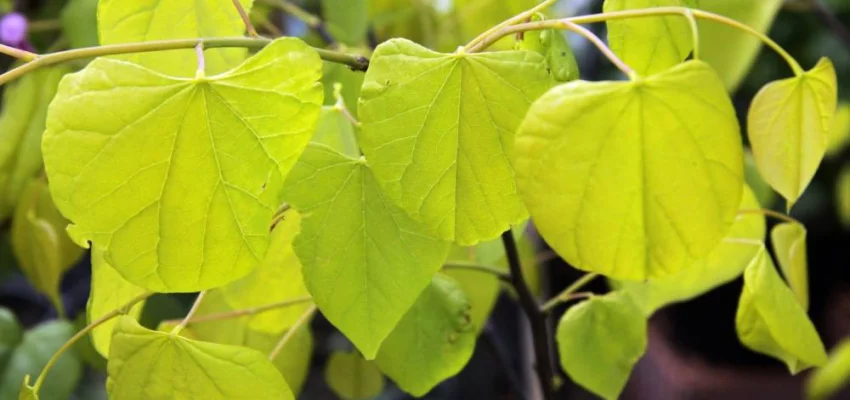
(42, 38, 323, 292)
(735, 246, 827, 374)
(0, 321, 82, 400)
(516, 60, 744, 281)
(283, 143, 450, 358)
(108, 316, 294, 399)
(696, 0, 783, 91)
(807, 338, 850, 400)
(827, 103, 850, 157)
(220, 211, 311, 334)
(747, 58, 837, 208)
(60, 0, 98, 48)
(556, 293, 646, 400)
(97, 0, 254, 76)
(771, 222, 809, 310)
(358, 38, 552, 246)
(375, 274, 476, 396)
(837, 163, 850, 229)
(325, 351, 385, 400)
(322, 62, 365, 117)
(87, 247, 146, 357)
(0, 67, 66, 220)
(615, 186, 765, 315)
(604, 0, 696, 76)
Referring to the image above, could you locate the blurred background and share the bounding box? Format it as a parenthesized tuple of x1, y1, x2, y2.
(0, 0, 848, 399)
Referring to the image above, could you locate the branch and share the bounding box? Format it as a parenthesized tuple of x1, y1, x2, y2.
(162, 295, 314, 326)
(502, 231, 555, 400)
(541, 273, 599, 314)
(231, 0, 259, 38)
(0, 37, 369, 87)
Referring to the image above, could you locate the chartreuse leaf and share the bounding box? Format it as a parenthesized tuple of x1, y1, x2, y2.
(556, 293, 647, 400)
(807, 338, 850, 400)
(87, 247, 146, 357)
(516, 61, 744, 281)
(108, 316, 294, 399)
(0, 321, 82, 400)
(696, 0, 783, 91)
(220, 211, 311, 334)
(0, 307, 21, 368)
(42, 38, 323, 292)
(311, 106, 360, 158)
(837, 164, 850, 229)
(827, 103, 850, 156)
(358, 38, 552, 246)
(604, 0, 697, 76)
(615, 186, 765, 315)
(97, 0, 254, 76)
(735, 246, 827, 374)
(375, 274, 475, 396)
(745, 150, 776, 209)
(453, 0, 538, 48)
(284, 144, 450, 358)
(325, 351, 384, 400)
(771, 222, 809, 310)
(748, 58, 838, 208)
(11, 180, 83, 316)
(0, 67, 66, 220)
(18, 376, 35, 400)
(443, 246, 500, 333)
(516, 15, 580, 82)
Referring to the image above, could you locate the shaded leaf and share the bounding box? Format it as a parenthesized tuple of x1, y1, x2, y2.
(325, 351, 384, 400)
(322, 0, 369, 46)
(827, 103, 850, 156)
(60, 0, 98, 48)
(0, 307, 21, 369)
(771, 222, 809, 310)
(87, 247, 146, 357)
(837, 163, 850, 229)
(0, 321, 82, 400)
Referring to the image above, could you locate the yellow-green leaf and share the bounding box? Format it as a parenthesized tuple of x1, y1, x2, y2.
(17, 375, 35, 400)
(771, 222, 809, 310)
(697, 0, 783, 91)
(745, 150, 776, 209)
(311, 106, 360, 158)
(42, 38, 323, 292)
(807, 338, 850, 400)
(108, 316, 294, 399)
(827, 103, 850, 157)
(375, 274, 476, 396)
(747, 58, 838, 208)
(556, 293, 646, 400)
(735, 246, 827, 374)
(97, 0, 254, 76)
(604, 0, 696, 76)
(87, 247, 146, 357)
(837, 163, 850, 229)
(615, 185, 765, 315)
(358, 38, 552, 246)
(516, 60, 744, 281)
(220, 211, 311, 334)
(325, 351, 385, 400)
(443, 247, 501, 333)
(284, 144, 450, 359)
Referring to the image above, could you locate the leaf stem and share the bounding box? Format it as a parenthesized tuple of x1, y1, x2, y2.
(501, 231, 555, 400)
(0, 37, 369, 87)
(231, 0, 259, 38)
(31, 292, 152, 394)
(261, 0, 337, 46)
(0, 43, 37, 61)
(442, 261, 511, 283)
(561, 20, 637, 79)
(269, 304, 316, 361)
(463, 0, 558, 51)
(174, 291, 207, 333)
(738, 208, 802, 225)
(540, 273, 599, 314)
(683, 8, 700, 60)
(162, 295, 314, 326)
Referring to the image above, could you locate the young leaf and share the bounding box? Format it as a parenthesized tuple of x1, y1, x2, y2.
(11, 180, 83, 316)
(696, 0, 783, 91)
(42, 38, 323, 292)
(375, 274, 476, 396)
(837, 164, 850, 229)
(98, 0, 255, 76)
(517, 18, 580, 82)
(87, 247, 147, 357)
(325, 351, 385, 400)
(807, 338, 850, 400)
(736, 246, 827, 374)
(220, 211, 311, 334)
(108, 316, 294, 399)
(771, 222, 809, 310)
(516, 60, 744, 281)
(443, 246, 501, 333)
(283, 144, 450, 358)
(604, 0, 696, 76)
(0, 321, 82, 400)
(615, 185, 765, 315)
(0, 307, 21, 368)
(747, 58, 838, 208)
(0, 67, 66, 220)
(312, 106, 360, 158)
(556, 293, 647, 400)
(358, 38, 552, 246)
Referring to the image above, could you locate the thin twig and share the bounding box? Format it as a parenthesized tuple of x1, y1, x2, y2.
(232, 0, 259, 38)
(738, 208, 802, 225)
(269, 304, 317, 360)
(174, 291, 207, 332)
(162, 295, 314, 326)
(541, 273, 599, 314)
(464, 0, 558, 51)
(502, 231, 555, 400)
(0, 43, 37, 61)
(442, 261, 512, 283)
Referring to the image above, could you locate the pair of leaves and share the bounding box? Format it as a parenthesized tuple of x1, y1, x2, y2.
(515, 60, 744, 281)
(42, 38, 324, 293)
(0, 320, 81, 400)
(108, 316, 294, 399)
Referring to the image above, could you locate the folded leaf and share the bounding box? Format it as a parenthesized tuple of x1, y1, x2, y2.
(325, 351, 384, 400)
(771, 222, 809, 310)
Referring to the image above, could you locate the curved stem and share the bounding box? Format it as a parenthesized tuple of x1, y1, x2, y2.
(269, 304, 317, 360)
(564, 21, 637, 79)
(0, 37, 369, 87)
(541, 273, 599, 314)
(738, 208, 802, 225)
(442, 261, 511, 283)
(0, 43, 37, 61)
(174, 291, 208, 333)
(32, 292, 152, 393)
(163, 295, 314, 326)
(683, 8, 700, 60)
(464, 0, 558, 51)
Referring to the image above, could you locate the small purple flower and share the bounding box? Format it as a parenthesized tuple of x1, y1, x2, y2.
(0, 12, 27, 47)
